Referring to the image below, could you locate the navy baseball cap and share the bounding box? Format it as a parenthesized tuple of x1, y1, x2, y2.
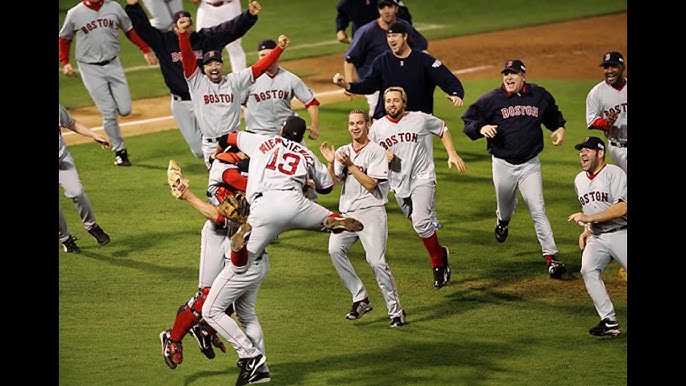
(172, 10, 191, 24)
(378, 0, 400, 7)
(203, 50, 223, 65)
(574, 136, 605, 151)
(386, 21, 408, 35)
(281, 115, 307, 142)
(257, 39, 277, 51)
(599, 51, 624, 67)
(501, 59, 526, 74)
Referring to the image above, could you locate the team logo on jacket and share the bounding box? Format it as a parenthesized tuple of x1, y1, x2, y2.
(432, 60, 441, 68)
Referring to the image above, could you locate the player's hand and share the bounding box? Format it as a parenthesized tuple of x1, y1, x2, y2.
(446, 95, 464, 108)
(605, 110, 618, 127)
(63, 63, 75, 77)
(94, 136, 111, 150)
(144, 51, 158, 66)
(550, 127, 565, 146)
(333, 73, 350, 90)
(177, 15, 191, 32)
(319, 142, 335, 163)
(278, 35, 289, 49)
(126, 0, 138, 5)
(307, 126, 320, 140)
(248, 1, 261, 15)
(479, 124, 498, 138)
(447, 154, 467, 173)
(336, 30, 350, 44)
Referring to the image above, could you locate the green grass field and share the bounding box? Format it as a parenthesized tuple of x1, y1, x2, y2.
(57, 1, 630, 385)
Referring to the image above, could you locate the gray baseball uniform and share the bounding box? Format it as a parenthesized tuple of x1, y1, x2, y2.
(328, 141, 404, 320)
(585, 79, 628, 173)
(573, 163, 627, 322)
(59, 0, 149, 160)
(58, 105, 99, 243)
(196, 0, 246, 73)
(242, 67, 318, 136)
(141, 0, 183, 30)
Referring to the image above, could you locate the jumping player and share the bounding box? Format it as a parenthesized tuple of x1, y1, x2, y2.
(333, 20, 464, 120)
(125, 0, 260, 160)
(461, 59, 567, 279)
(568, 136, 627, 337)
(319, 109, 405, 327)
(159, 147, 249, 370)
(342, 0, 427, 116)
(140, 0, 183, 30)
(202, 116, 364, 385)
(191, 0, 247, 73)
(585, 51, 627, 174)
(368, 86, 467, 289)
(58, 105, 112, 253)
(241, 39, 321, 140)
(59, 0, 158, 167)
(177, 10, 285, 170)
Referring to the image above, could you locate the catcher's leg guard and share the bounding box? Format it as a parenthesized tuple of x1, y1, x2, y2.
(169, 288, 210, 341)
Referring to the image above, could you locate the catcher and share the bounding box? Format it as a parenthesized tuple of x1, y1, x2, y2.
(160, 147, 250, 370)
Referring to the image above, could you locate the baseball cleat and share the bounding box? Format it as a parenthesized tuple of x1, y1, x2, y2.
(433, 266, 449, 289)
(114, 149, 132, 166)
(494, 219, 509, 243)
(390, 310, 407, 328)
(442, 246, 451, 282)
(324, 216, 364, 234)
(189, 320, 216, 360)
(345, 297, 373, 320)
(231, 223, 252, 252)
(160, 329, 183, 369)
(236, 354, 267, 386)
(547, 257, 567, 279)
(61, 235, 81, 253)
(87, 224, 111, 246)
(589, 318, 621, 337)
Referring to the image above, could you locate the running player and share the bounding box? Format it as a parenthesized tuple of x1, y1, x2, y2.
(241, 39, 321, 140)
(202, 116, 364, 385)
(319, 109, 405, 327)
(567, 136, 627, 337)
(461, 59, 567, 279)
(126, 0, 260, 160)
(368, 86, 467, 289)
(585, 51, 627, 173)
(59, 0, 158, 167)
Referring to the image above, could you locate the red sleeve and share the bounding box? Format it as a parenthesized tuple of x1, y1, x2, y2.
(304, 98, 320, 109)
(59, 37, 72, 66)
(222, 169, 248, 192)
(250, 46, 284, 79)
(124, 28, 151, 54)
(589, 117, 611, 132)
(178, 32, 197, 78)
(227, 132, 239, 147)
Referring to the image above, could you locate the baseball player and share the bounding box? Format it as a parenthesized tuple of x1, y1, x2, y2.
(342, 0, 427, 116)
(202, 116, 364, 386)
(242, 39, 321, 140)
(140, 0, 183, 30)
(125, 0, 260, 160)
(461, 59, 567, 279)
(160, 148, 250, 370)
(191, 0, 247, 73)
(59, 104, 112, 253)
(59, 0, 158, 167)
(335, 0, 412, 44)
(319, 109, 406, 327)
(567, 136, 627, 337)
(368, 86, 467, 289)
(177, 8, 288, 170)
(333, 20, 464, 121)
(585, 51, 627, 174)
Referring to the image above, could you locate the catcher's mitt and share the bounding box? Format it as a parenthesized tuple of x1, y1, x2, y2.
(167, 159, 189, 199)
(217, 192, 249, 223)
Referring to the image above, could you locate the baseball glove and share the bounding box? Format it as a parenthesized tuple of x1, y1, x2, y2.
(167, 159, 189, 199)
(217, 192, 249, 223)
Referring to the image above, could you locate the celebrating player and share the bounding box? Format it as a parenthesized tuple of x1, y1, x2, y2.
(177, 10, 285, 170)
(241, 38, 321, 140)
(567, 136, 627, 337)
(585, 51, 627, 174)
(333, 20, 464, 120)
(139, 0, 183, 30)
(59, 0, 158, 167)
(58, 105, 112, 253)
(191, 0, 248, 73)
(319, 109, 406, 327)
(202, 116, 364, 385)
(368, 86, 467, 289)
(335, 0, 412, 44)
(125, 0, 260, 160)
(341, 0, 427, 115)
(461, 59, 567, 279)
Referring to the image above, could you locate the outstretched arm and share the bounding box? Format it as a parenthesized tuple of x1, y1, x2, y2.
(440, 129, 466, 173)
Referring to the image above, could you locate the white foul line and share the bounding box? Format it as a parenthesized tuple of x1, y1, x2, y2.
(63, 63, 494, 135)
